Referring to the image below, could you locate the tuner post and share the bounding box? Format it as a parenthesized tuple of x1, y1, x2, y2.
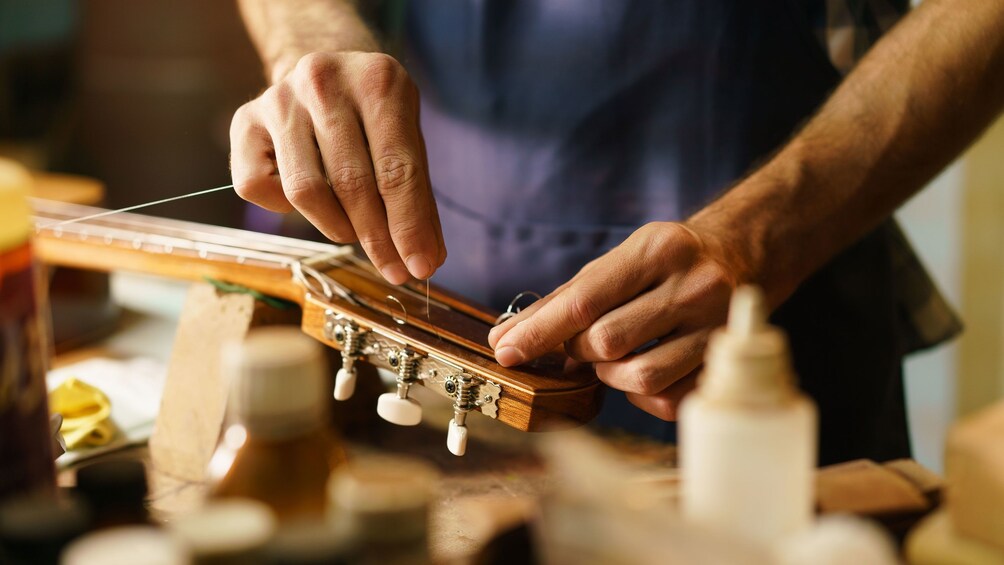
(325, 311, 364, 401)
(447, 375, 478, 456)
(376, 349, 423, 426)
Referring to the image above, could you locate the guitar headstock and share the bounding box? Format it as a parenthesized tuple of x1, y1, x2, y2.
(297, 261, 604, 456)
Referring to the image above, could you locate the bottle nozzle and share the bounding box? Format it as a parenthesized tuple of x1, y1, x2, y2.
(727, 285, 767, 337)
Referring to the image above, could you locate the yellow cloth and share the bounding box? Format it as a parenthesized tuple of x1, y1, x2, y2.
(48, 377, 115, 449)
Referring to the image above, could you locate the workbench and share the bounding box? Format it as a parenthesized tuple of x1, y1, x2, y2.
(53, 272, 678, 563)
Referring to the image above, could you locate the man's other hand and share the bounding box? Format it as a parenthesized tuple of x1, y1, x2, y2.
(488, 222, 749, 420)
(230, 51, 446, 284)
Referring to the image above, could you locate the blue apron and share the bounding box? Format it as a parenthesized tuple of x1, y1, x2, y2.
(402, 0, 921, 464)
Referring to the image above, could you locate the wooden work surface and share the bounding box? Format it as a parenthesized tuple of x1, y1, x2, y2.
(141, 385, 678, 561)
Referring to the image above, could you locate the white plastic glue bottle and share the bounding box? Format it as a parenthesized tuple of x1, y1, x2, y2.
(680, 285, 817, 547)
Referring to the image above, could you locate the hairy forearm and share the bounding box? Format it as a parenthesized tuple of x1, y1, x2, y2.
(690, 0, 1004, 307)
(237, 0, 380, 83)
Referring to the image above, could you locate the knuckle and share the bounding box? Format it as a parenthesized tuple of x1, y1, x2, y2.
(565, 293, 602, 330)
(230, 103, 253, 134)
(295, 53, 336, 87)
(629, 361, 663, 396)
(588, 323, 624, 361)
(297, 54, 345, 104)
(259, 85, 296, 124)
(328, 227, 358, 244)
(645, 222, 682, 248)
(703, 260, 736, 291)
(374, 155, 420, 196)
(387, 217, 427, 244)
(282, 172, 327, 206)
(329, 164, 373, 200)
(642, 222, 699, 259)
(358, 229, 392, 249)
(357, 53, 406, 99)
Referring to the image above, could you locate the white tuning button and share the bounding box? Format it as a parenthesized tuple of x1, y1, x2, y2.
(333, 367, 357, 401)
(327, 316, 363, 401)
(447, 418, 468, 456)
(377, 393, 422, 426)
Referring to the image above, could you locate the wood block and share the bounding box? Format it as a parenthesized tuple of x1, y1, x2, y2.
(884, 458, 944, 505)
(148, 282, 299, 482)
(815, 459, 929, 516)
(946, 400, 1004, 551)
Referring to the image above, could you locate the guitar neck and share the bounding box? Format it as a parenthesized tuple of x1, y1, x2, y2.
(31, 199, 603, 433)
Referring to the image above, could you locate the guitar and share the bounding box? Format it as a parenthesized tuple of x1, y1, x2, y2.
(31, 199, 603, 456)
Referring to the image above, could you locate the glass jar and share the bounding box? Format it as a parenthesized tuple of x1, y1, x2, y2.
(0, 158, 55, 501)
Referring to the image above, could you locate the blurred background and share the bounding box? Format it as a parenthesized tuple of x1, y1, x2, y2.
(1, 0, 1001, 473)
(0, 0, 261, 226)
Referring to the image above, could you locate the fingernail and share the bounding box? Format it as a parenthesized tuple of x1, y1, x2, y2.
(488, 326, 501, 344)
(405, 254, 433, 279)
(381, 264, 410, 285)
(495, 346, 524, 367)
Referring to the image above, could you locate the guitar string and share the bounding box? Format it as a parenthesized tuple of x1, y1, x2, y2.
(42, 184, 235, 228)
(39, 183, 450, 341)
(322, 253, 443, 340)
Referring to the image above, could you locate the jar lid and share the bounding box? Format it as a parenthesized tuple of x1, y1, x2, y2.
(222, 327, 328, 436)
(61, 526, 188, 565)
(327, 454, 439, 545)
(168, 498, 276, 557)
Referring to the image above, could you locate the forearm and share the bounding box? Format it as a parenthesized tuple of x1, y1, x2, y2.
(237, 0, 380, 83)
(690, 0, 1004, 307)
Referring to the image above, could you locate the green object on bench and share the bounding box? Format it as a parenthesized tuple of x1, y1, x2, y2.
(203, 277, 296, 311)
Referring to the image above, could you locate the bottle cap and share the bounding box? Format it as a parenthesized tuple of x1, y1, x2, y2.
(262, 522, 350, 565)
(0, 158, 33, 251)
(61, 526, 188, 565)
(168, 498, 276, 558)
(327, 455, 439, 545)
(222, 327, 328, 437)
(701, 286, 795, 406)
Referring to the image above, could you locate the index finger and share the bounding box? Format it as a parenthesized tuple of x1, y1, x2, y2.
(487, 255, 605, 349)
(492, 250, 651, 366)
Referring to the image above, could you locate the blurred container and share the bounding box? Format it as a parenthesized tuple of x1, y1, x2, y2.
(0, 157, 56, 501)
(168, 498, 276, 565)
(327, 454, 439, 565)
(61, 526, 188, 565)
(74, 459, 149, 529)
(0, 491, 90, 565)
(680, 286, 817, 546)
(208, 327, 346, 521)
(260, 521, 350, 565)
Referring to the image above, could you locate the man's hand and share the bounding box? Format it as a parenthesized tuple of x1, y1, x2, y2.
(488, 222, 748, 420)
(230, 51, 446, 285)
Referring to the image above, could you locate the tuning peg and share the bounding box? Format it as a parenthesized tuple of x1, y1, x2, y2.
(377, 349, 422, 426)
(445, 375, 480, 457)
(334, 366, 356, 401)
(377, 390, 423, 426)
(326, 315, 362, 401)
(447, 417, 468, 456)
